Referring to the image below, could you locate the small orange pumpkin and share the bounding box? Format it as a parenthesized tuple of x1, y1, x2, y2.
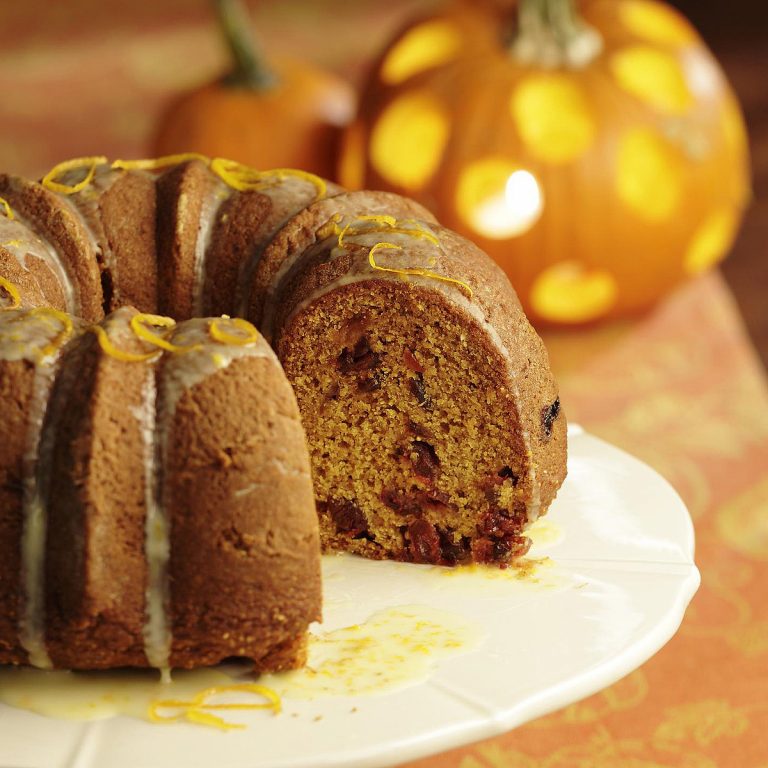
(154, 0, 355, 179)
(340, 0, 751, 324)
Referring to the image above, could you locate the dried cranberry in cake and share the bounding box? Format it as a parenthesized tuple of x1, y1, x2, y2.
(409, 440, 440, 479)
(407, 519, 441, 564)
(338, 335, 381, 374)
(336, 312, 372, 347)
(381, 488, 414, 515)
(438, 528, 471, 565)
(402, 348, 424, 373)
(406, 418, 432, 439)
(325, 498, 368, 537)
(478, 507, 526, 539)
(471, 534, 530, 565)
(498, 466, 519, 485)
(409, 373, 432, 409)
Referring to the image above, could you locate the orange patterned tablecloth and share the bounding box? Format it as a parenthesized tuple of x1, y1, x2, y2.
(2, 2, 767, 766)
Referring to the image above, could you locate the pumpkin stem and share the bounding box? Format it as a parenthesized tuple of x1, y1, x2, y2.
(510, 0, 602, 68)
(213, 0, 278, 89)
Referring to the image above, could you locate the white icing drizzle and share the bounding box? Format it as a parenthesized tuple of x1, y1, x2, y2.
(0, 310, 74, 668)
(276, 224, 543, 522)
(0, 213, 76, 314)
(19, 391, 53, 669)
(142, 318, 273, 673)
(137, 368, 170, 674)
(192, 182, 231, 317)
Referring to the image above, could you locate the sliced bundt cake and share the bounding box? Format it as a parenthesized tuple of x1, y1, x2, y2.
(0, 155, 566, 575)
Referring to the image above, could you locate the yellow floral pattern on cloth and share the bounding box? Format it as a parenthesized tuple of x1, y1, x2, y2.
(406, 273, 768, 768)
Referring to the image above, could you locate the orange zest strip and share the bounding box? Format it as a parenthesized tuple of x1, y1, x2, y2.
(111, 153, 210, 171)
(209, 316, 260, 346)
(91, 325, 160, 363)
(210, 157, 267, 190)
(0, 196, 14, 220)
(336, 220, 356, 249)
(316, 213, 343, 240)
(368, 242, 473, 298)
(357, 214, 398, 228)
(0, 277, 21, 310)
(130, 313, 201, 354)
(41, 156, 108, 195)
(337, 216, 440, 248)
(148, 683, 281, 731)
(31, 307, 74, 359)
(210, 158, 327, 200)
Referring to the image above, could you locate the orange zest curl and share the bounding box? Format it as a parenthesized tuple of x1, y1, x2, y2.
(209, 316, 260, 346)
(337, 216, 440, 248)
(148, 683, 281, 731)
(130, 313, 200, 354)
(41, 156, 108, 195)
(31, 307, 74, 359)
(368, 242, 473, 298)
(316, 213, 343, 240)
(111, 153, 210, 171)
(330, 215, 471, 297)
(210, 158, 327, 200)
(0, 277, 21, 310)
(91, 325, 160, 363)
(0, 196, 14, 220)
(357, 214, 398, 228)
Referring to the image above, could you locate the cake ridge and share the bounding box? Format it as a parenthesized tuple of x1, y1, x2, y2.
(0, 309, 77, 668)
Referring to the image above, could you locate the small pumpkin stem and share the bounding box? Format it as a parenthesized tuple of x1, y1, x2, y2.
(213, 0, 278, 89)
(510, 0, 602, 68)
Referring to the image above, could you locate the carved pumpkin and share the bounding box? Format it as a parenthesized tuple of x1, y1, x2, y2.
(339, 0, 750, 323)
(154, 0, 354, 179)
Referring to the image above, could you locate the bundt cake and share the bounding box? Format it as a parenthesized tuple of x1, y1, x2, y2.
(0, 302, 320, 671)
(0, 154, 566, 574)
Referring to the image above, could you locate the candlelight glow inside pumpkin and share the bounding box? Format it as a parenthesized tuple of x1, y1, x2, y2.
(341, 0, 751, 324)
(456, 159, 543, 238)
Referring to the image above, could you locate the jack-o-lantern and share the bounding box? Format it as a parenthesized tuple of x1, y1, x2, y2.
(339, 0, 750, 324)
